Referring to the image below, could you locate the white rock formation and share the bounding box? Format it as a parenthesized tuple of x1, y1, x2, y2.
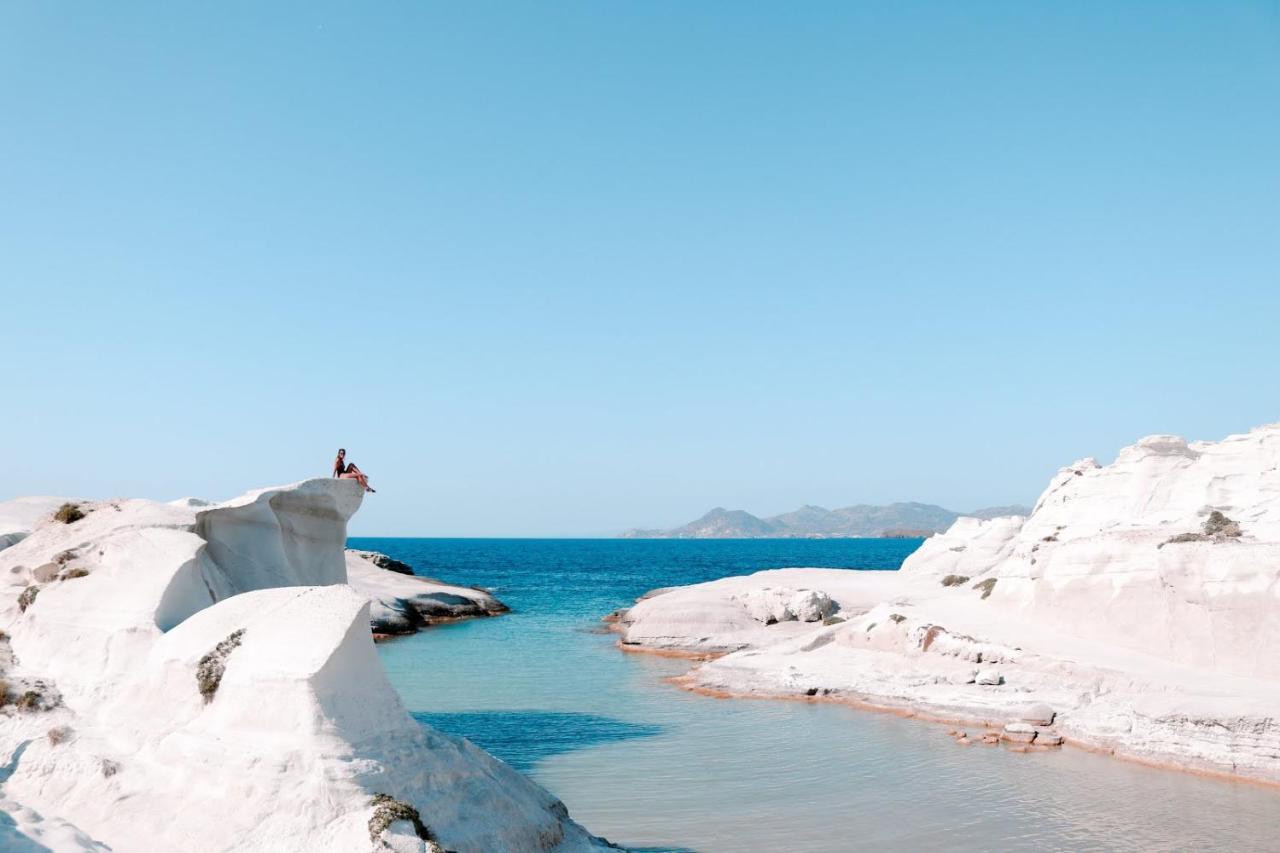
(615, 423, 1280, 784)
(0, 479, 609, 852)
(345, 551, 508, 636)
(619, 570, 901, 653)
(735, 587, 837, 625)
(0, 497, 69, 553)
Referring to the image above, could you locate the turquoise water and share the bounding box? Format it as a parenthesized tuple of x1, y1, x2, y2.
(359, 538, 1280, 853)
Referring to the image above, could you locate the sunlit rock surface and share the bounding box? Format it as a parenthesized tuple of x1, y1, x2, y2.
(0, 479, 609, 852)
(616, 424, 1280, 783)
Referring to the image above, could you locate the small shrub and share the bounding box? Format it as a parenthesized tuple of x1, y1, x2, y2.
(1160, 532, 1205, 548)
(54, 550, 77, 565)
(62, 568, 90, 580)
(1160, 511, 1243, 549)
(47, 725, 71, 746)
(53, 504, 85, 524)
(368, 793, 434, 845)
(16, 690, 43, 712)
(196, 629, 245, 703)
(940, 574, 970, 587)
(101, 758, 121, 777)
(822, 615, 846, 626)
(18, 586, 39, 612)
(1202, 511, 1241, 538)
(973, 578, 998, 600)
(0, 679, 9, 707)
(889, 613, 907, 624)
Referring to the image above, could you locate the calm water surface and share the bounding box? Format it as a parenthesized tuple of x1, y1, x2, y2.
(354, 538, 1280, 853)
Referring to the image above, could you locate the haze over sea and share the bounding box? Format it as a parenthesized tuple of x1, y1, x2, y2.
(358, 537, 1279, 853)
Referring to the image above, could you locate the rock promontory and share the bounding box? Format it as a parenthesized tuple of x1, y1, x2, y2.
(0, 479, 610, 852)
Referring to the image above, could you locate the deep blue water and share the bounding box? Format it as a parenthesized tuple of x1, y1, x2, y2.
(351, 537, 917, 775)
(349, 536, 916, 625)
(352, 537, 1280, 853)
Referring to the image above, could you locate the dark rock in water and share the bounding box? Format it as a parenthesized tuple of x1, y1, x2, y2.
(350, 550, 512, 637)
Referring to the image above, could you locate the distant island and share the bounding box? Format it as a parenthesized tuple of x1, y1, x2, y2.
(620, 502, 1031, 539)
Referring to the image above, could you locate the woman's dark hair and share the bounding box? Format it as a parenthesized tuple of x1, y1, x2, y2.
(338, 448, 346, 454)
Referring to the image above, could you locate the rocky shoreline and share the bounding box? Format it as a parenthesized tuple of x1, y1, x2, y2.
(609, 424, 1280, 787)
(346, 549, 508, 638)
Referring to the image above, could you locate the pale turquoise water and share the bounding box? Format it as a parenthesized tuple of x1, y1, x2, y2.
(361, 538, 1280, 853)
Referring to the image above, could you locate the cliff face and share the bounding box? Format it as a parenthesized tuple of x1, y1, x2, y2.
(0, 479, 607, 852)
(904, 424, 1280, 679)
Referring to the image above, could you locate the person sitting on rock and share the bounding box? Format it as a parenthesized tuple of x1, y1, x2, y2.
(333, 448, 376, 493)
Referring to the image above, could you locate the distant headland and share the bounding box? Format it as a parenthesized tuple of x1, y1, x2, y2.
(620, 502, 1031, 539)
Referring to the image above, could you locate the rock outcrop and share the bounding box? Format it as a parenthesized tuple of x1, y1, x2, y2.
(346, 550, 508, 636)
(612, 423, 1280, 784)
(0, 479, 609, 852)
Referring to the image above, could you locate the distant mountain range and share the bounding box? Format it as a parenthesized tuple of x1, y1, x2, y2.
(619, 502, 1031, 539)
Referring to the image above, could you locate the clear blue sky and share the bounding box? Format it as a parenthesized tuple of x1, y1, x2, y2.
(3, 3, 1278, 536)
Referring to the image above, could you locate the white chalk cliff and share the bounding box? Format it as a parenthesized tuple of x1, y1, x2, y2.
(0, 480, 611, 852)
(616, 423, 1280, 783)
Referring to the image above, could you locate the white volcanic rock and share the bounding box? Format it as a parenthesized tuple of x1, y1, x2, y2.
(0, 497, 70, 553)
(899, 515, 1024, 582)
(735, 587, 837, 625)
(614, 423, 1280, 783)
(0, 479, 608, 852)
(345, 550, 508, 635)
(904, 423, 1280, 680)
(618, 569, 901, 653)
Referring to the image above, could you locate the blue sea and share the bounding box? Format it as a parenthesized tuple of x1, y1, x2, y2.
(353, 537, 1280, 853)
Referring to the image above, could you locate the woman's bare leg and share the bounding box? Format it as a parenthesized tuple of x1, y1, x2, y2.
(339, 470, 374, 492)
(348, 465, 374, 492)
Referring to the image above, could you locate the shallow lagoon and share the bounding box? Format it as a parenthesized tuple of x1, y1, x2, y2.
(361, 538, 1280, 853)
